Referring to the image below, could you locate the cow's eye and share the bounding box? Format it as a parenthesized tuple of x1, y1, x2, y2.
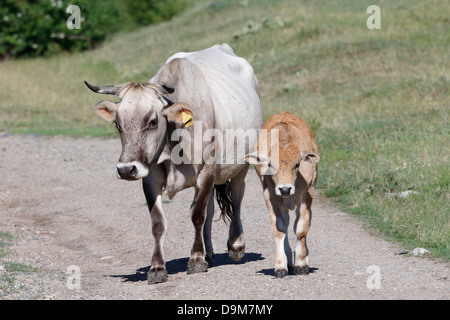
(148, 118, 158, 129)
(113, 121, 122, 133)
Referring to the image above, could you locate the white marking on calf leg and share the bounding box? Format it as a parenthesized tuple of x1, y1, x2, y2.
(293, 202, 311, 274)
(272, 210, 292, 276)
(265, 188, 291, 277)
(275, 233, 288, 270)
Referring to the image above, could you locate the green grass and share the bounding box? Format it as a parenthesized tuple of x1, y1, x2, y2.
(0, 0, 448, 260)
(0, 231, 14, 259)
(0, 231, 37, 297)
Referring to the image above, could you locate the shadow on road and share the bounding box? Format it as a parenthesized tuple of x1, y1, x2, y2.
(256, 266, 319, 277)
(111, 252, 265, 282)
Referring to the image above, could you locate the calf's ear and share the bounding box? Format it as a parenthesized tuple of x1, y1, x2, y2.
(244, 151, 269, 165)
(94, 100, 118, 122)
(245, 151, 277, 176)
(163, 103, 195, 127)
(301, 151, 320, 164)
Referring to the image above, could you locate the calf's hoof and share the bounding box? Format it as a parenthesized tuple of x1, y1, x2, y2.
(147, 267, 168, 284)
(294, 266, 309, 275)
(274, 268, 289, 278)
(227, 242, 245, 262)
(187, 257, 208, 274)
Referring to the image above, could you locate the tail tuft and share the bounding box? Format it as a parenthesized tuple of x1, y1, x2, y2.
(214, 181, 234, 224)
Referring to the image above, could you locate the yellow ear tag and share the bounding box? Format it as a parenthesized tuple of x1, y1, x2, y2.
(182, 112, 193, 127)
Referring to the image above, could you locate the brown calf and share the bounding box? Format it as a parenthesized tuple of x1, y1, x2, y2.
(245, 111, 319, 278)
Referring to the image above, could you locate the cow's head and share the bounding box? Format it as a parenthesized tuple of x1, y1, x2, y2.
(85, 81, 194, 180)
(245, 142, 319, 198)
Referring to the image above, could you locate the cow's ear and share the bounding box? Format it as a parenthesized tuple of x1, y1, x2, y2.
(163, 103, 195, 127)
(301, 151, 320, 164)
(94, 100, 118, 122)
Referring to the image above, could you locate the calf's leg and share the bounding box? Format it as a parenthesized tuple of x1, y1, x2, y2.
(264, 187, 292, 278)
(293, 201, 311, 275)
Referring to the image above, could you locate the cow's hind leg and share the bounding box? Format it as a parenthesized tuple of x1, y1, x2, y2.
(142, 172, 168, 284)
(293, 201, 311, 275)
(227, 165, 249, 262)
(203, 190, 215, 267)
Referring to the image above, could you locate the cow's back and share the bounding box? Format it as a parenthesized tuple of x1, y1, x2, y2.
(153, 44, 262, 133)
(165, 44, 260, 96)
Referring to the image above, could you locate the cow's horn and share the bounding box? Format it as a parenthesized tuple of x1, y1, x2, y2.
(84, 80, 122, 95)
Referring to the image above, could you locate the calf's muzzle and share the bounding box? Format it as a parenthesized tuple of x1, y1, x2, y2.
(279, 186, 292, 196)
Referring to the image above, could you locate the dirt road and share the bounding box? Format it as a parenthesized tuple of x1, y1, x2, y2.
(0, 134, 448, 299)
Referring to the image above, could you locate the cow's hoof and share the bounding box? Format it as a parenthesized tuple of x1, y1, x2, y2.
(274, 269, 289, 278)
(147, 268, 168, 284)
(205, 255, 214, 268)
(187, 257, 208, 274)
(227, 242, 245, 262)
(294, 266, 309, 275)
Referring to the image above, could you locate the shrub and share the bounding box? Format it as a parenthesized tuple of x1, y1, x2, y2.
(126, 0, 187, 26)
(0, 0, 187, 59)
(0, 0, 121, 58)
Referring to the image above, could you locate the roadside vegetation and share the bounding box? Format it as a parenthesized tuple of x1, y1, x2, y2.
(0, 231, 37, 297)
(0, 0, 187, 58)
(0, 0, 448, 260)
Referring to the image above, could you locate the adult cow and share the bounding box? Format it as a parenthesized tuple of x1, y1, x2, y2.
(85, 44, 263, 284)
(245, 112, 319, 278)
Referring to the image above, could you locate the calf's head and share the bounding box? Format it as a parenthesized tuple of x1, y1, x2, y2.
(245, 142, 319, 198)
(85, 81, 194, 180)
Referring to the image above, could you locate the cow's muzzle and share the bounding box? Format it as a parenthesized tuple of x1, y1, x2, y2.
(116, 161, 149, 180)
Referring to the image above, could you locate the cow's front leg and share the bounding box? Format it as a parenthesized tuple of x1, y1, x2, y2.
(142, 171, 167, 284)
(293, 200, 312, 275)
(187, 171, 214, 274)
(264, 187, 292, 278)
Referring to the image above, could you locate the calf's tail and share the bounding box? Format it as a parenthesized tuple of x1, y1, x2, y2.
(214, 181, 234, 223)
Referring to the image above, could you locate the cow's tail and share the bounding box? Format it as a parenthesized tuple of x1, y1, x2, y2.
(214, 181, 234, 224)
